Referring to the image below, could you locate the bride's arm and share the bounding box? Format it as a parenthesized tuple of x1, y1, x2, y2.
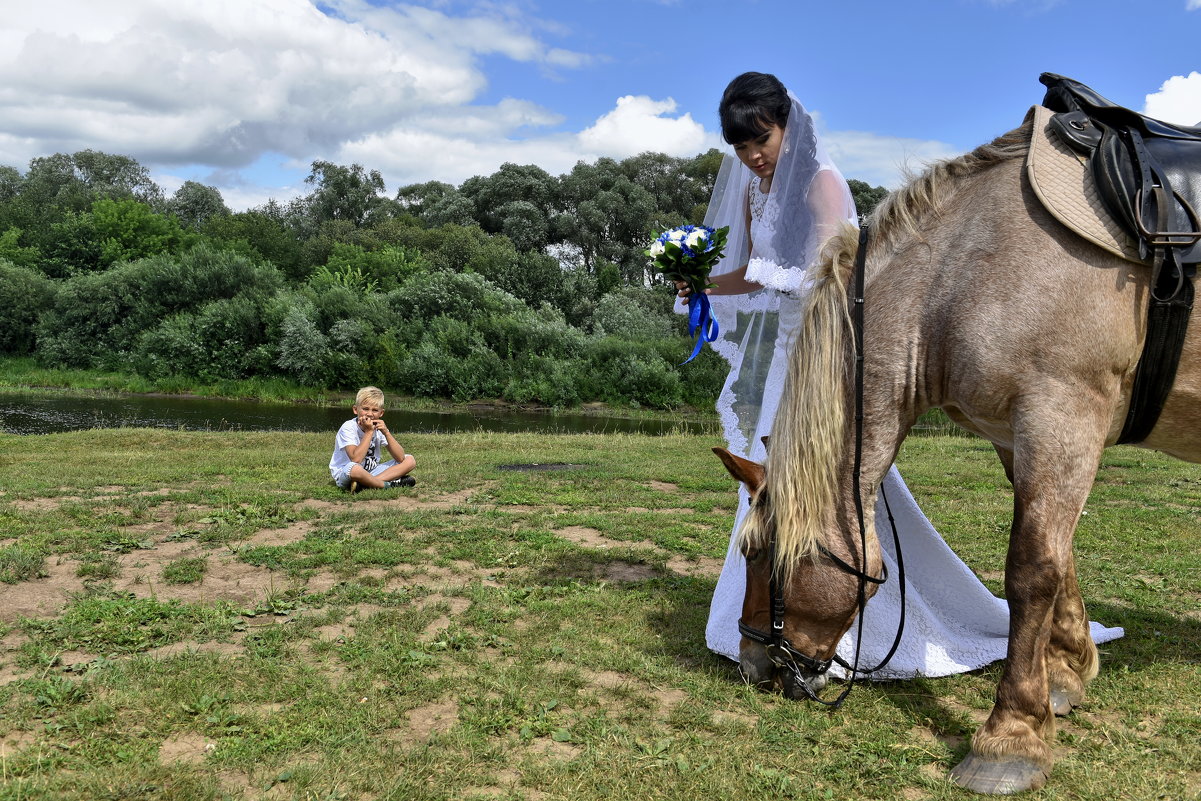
(677, 194, 762, 298)
(807, 169, 855, 246)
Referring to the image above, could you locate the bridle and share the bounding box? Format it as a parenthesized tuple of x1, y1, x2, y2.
(736, 224, 908, 709)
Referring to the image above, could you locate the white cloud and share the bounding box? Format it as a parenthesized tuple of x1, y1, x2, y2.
(0, 0, 937, 209)
(1188, 0, 1201, 10)
(338, 93, 721, 189)
(820, 133, 959, 190)
(1144, 72, 1201, 125)
(577, 95, 717, 159)
(0, 0, 591, 206)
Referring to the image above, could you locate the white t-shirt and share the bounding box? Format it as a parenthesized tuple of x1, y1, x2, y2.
(329, 418, 385, 477)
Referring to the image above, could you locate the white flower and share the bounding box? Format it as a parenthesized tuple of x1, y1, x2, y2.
(649, 241, 665, 257)
(684, 229, 708, 250)
(667, 228, 686, 243)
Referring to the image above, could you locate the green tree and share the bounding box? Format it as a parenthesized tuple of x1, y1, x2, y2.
(0, 228, 41, 269)
(301, 160, 387, 227)
(0, 260, 55, 354)
(395, 180, 455, 218)
(555, 158, 657, 282)
(202, 210, 305, 282)
(459, 163, 555, 246)
(91, 198, 194, 267)
(847, 179, 889, 219)
(168, 181, 230, 229)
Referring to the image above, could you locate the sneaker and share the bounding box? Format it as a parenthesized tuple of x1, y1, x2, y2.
(386, 476, 417, 488)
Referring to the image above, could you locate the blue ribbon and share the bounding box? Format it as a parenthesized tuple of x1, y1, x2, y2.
(682, 292, 719, 364)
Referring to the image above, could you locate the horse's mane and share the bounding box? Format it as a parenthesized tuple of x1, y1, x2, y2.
(742, 116, 1034, 575)
(869, 116, 1033, 250)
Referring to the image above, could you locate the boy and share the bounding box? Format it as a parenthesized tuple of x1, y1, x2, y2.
(329, 386, 416, 492)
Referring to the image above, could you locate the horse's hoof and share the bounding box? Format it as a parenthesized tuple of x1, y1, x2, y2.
(1050, 687, 1082, 717)
(950, 752, 1049, 795)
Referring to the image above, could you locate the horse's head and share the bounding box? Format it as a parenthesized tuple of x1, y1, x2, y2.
(714, 446, 882, 701)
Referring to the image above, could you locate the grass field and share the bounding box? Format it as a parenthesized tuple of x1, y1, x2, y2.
(0, 429, 1198, 800)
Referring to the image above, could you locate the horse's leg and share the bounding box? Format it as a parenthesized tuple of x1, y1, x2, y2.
(1046, 558, 1099, 715)
(992, 442, 1098, 716)
(951, 407, 1106, 795)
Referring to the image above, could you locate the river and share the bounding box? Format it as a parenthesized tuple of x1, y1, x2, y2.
(0, 392, 715, 437)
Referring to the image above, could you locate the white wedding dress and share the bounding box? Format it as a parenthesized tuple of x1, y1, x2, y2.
(702, 169, 1124, 679)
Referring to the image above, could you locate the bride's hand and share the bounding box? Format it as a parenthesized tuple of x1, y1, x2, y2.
(675, 280, 713, 299)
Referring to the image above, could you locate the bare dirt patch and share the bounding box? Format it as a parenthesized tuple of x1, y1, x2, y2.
(665, 555, 723, 578)
(648, 481, 678, 492)
(593, 561, 658, 583)
(158, 732, 215, 765)
(389, 699, 460, 746)
(0, 730, 38, 758)
(143, 640, 244, 660)
(712, 709, 759, 728)
(1, 556, 84, 623)
(419, 594, 471, 639)
(245, 520, 315, 547)
(10, 496, 68, 513)
(652, 687, 688, 717)
(119, 550, 284, 607)
(527, 737, 582, 760)
(581, 669, 633, 690)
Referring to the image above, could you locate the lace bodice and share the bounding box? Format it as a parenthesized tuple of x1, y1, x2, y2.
(744, 179, 813, 295)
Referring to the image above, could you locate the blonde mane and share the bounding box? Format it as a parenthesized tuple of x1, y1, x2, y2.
(742, 118, 1034, 574)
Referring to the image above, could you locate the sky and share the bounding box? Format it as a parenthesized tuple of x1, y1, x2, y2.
(1, 0, 1198, 211)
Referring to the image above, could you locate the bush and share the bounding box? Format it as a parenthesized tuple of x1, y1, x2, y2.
(397, 316, 506, 401)
(37, 243, 283, 369)
(385, 272, 524, 334)
(275, 302, 331, 386)
(0, 260, 56, 354)
(134, 296, 273, 382)
(592, 287, 675, 340)
(582, 338, 684, 409)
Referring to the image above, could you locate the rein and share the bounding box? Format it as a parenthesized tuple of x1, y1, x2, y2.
(737, 223, 908, 709)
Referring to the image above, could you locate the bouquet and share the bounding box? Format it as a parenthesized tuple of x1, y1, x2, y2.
(646, 224, 729, 363)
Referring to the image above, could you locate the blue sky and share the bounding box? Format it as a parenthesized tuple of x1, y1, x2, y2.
(2, 0, 1198, 209)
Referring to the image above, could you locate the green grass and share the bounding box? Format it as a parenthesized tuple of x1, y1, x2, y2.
(0, 428, 1198, 800)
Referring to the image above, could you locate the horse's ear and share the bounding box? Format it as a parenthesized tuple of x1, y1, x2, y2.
(712, 447, 765, 494)
(760, 435, 770, 452)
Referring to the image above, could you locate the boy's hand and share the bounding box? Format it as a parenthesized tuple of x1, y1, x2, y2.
(372, 419, 389, 434)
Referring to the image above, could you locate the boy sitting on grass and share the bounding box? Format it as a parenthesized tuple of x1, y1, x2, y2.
(329, 386, 417, 492)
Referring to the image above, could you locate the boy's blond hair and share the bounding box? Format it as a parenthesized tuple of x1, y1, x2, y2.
(354, 386, 385, 408)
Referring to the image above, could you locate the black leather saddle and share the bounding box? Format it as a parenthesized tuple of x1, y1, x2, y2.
(1040, 72, 1201, 276)
(1039, 74, 1199, 445)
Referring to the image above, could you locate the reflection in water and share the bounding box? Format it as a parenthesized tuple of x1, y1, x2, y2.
(0, 393, 714, 437)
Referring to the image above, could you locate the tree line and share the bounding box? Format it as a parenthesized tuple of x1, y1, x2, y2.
(0, 149, 888, 409)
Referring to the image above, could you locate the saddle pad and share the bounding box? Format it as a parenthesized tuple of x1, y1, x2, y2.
(1025, 104, 1145, 264)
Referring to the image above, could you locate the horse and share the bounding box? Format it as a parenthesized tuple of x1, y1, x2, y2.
(723, 111, 1201, 794)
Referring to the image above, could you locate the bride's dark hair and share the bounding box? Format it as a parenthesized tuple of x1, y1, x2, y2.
(719, 72, 791, 144)
(719, 72, 821, 267)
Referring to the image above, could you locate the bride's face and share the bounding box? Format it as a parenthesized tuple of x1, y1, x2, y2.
(733, 123, 784, 182)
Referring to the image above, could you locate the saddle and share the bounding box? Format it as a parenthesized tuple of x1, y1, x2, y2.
(1036, 74, 1200, 444)
(1040, 72, 1201, 278)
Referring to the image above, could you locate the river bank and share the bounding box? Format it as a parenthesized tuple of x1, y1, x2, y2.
(0, 356, 721, 434)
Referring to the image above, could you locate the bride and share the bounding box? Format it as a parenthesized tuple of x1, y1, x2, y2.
(681, 72, 1122, 679)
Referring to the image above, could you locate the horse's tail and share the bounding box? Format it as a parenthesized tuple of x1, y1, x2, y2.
(741, 223, 860, 573)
